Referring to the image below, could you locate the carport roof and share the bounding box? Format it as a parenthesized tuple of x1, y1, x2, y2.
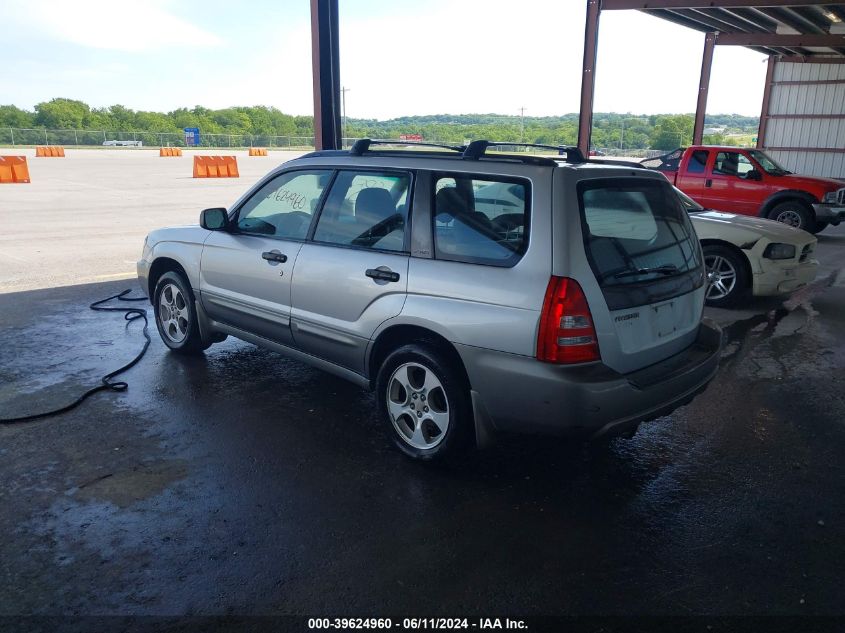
(602, 1, 845, 57)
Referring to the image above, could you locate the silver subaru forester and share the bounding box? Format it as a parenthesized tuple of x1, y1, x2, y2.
(138, 140, 722, 460)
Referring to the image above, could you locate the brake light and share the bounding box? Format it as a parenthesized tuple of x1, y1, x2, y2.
(537, 276, 600, 363)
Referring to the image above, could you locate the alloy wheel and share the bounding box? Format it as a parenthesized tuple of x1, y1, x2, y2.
(704, 254, 737, 301)
(158, 283, 189, 343)
(386, 362, 450, 450)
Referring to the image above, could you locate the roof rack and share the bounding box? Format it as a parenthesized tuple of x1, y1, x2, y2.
(349, 139, 465, 156)
(463, 141, 586, 164)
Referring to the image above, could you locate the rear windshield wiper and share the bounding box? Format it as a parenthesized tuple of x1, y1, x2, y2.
(612, 264, 679, 279)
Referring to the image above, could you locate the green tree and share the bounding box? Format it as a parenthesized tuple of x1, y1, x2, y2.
(0, 105, 34, 128)
(33, 98, 90, 129)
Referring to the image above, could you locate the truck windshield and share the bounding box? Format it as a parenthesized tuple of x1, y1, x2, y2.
(748, 150, 790, 176)
(579, 178, 701, 288)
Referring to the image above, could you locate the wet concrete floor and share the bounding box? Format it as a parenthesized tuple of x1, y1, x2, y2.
(2, 232, 845, 623)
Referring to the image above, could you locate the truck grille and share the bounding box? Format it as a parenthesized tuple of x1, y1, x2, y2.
(836, 188, 845, 206)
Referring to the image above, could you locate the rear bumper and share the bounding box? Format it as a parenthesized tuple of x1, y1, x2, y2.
(812, 203, 845, 226)
(458, 319, 723, 439)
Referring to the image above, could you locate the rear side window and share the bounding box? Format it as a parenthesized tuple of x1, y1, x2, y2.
(579, 178, 701, 288)
(687, 150, 709, 174)
(433, 174, 529, 266)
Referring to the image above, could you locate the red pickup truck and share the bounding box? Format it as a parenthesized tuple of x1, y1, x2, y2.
(642, 146, 845, 233)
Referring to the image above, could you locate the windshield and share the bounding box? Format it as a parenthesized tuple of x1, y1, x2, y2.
(748, 150, 790, 175)
(672, 186, 705, 212)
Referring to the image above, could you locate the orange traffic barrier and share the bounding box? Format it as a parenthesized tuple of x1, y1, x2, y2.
(248, 147, 268, 156)
(193, 155, 239, 178)
(35, 146, 65, 157)
(0, 156, 31, 183)
(160, 147, 183, 157)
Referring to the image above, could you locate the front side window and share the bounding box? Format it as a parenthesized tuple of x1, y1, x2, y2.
(237, 170, 332, 239)
(433, 174, 529, 266)
(748, 150, 789, 175)
(579, 179, 701, 288)
(713, 152, 754, 177)
(313, 170, 411, 252)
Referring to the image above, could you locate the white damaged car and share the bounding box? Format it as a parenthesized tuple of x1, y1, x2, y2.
(675, 187, 818, 307)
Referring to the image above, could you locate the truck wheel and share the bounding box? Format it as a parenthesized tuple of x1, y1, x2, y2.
(703, 245, 748, 308)
(811, 221, 829, 235)
(768, 201, 815, 233)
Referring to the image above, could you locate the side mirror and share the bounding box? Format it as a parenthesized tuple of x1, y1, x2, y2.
(746, 169, 762, 181)
(200, 207, 229, 230)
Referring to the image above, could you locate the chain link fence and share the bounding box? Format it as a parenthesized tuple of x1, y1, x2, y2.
(0, 127, 317, 150)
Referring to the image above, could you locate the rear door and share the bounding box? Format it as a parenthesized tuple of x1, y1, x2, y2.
(289, 169, 412, 373)
(578, 177, 706, 374)
(675, 148, 710, 205)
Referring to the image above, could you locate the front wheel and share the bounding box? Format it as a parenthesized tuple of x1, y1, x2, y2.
(768, 201, 815, 233)
(376, 345, 472, 461)
(153, 271, 211, 354)
(703, 245, 748, 308)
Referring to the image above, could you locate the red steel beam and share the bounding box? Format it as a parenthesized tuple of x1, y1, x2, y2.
(602, 1, 834, 9)
(578, 0, 601, 157)
(693, 32, 716, 145)
(716, 33, 845, 47)
(757, 55, 776, 149)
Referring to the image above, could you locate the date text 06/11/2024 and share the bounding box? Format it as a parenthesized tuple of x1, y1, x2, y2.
(307, 618, 528, 630)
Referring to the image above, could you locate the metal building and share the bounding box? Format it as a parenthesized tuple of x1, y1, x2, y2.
(309, 0, 845, 178)
(580, 2, 845, 178)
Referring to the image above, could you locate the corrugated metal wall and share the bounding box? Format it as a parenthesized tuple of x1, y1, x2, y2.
(762, 60, 845, 180)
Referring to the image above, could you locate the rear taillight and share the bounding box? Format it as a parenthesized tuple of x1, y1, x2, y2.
(537, 276, 600, 364)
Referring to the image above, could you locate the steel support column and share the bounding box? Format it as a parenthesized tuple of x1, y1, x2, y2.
(310, 0, 341, 151)
(757, 55, 776, 149)
(578, 0, 601, 157)
(693, 32, 715, 146)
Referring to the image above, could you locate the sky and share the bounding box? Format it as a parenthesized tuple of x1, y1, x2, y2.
(0, 0, 769, 119)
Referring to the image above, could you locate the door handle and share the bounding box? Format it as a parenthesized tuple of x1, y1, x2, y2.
(365, 268, 400, 283)
(705, 179, 713, 188)
(261, 250, 287, 263)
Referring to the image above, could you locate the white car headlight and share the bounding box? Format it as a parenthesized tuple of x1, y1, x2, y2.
(763, 243, 796, 260)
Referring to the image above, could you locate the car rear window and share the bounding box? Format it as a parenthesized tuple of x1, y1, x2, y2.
(578, 178, 701, 289)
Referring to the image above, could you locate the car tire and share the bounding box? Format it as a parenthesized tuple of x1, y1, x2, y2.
(376, 344, 473, 461)
(153, 271, 211, 354)
(702, 244, 748, 308)
(768, 200, 816, 233)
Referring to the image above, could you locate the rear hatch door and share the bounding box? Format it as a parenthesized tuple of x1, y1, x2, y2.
(576, 176, 706, 375)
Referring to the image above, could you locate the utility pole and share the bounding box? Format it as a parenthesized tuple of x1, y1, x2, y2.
(341, 86, 350, 148)
(519, 106, 526, 143)
(519, 106, 525, 143)
(620, 118, 624, 151)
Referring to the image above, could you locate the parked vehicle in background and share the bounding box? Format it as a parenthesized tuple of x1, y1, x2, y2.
(138, 139, 723, 460)
(642, 146, 845, 234)
(103, 140, 143, 147)
(675, 187, 818, 307)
